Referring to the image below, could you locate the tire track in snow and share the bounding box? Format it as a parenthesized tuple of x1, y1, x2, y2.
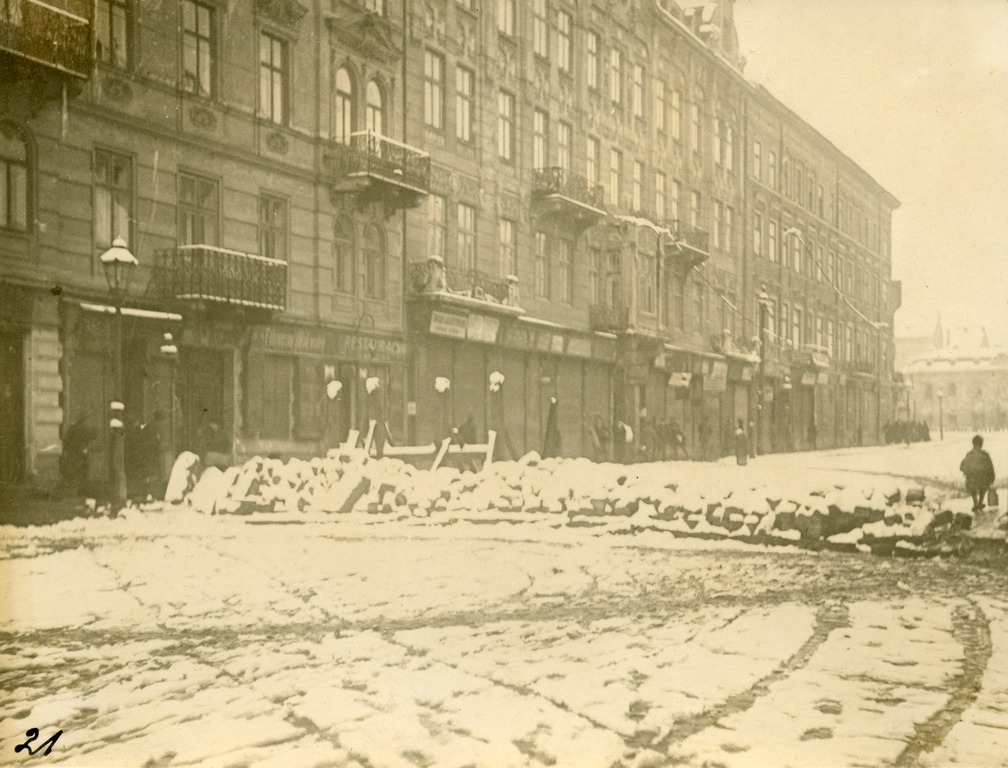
(653, 601, 850, 752)
(893, 598, 992, 767)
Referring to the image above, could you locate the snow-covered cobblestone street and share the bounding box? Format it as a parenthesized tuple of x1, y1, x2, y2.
(2, 435, 1008, 767)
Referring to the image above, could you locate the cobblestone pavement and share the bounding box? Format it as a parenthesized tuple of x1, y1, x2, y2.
(3, 514, 1008, 768)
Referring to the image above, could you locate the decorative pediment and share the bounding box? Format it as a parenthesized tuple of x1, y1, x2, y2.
(256, 0, 308, 28)
(327, 1, 403, 65)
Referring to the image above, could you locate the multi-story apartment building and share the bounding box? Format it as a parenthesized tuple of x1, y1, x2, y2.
(0, 0, 901, 494)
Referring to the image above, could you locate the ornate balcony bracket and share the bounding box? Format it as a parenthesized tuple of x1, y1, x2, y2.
(531, 167, 606, 232)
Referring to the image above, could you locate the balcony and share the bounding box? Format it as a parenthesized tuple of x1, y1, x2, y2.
(589, 303, 629, 333)
(408, 260, 523, 316)
(532, 167, 606, 228)
(156, 245, 287, 312)
(659, 220, 710, 266)
(852, 358, 877, 378)
(325, 131, 429, 210)
(0, 0, 93, 86)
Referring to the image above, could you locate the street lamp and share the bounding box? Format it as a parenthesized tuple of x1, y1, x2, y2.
(159, 332, 179, 473)
(937, 388, 944, 441)
(100, 236, 138, 509)
(904, 379, 913, 423)
(756, 284, 770, 457)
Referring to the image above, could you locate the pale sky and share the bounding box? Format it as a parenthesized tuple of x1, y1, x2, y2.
(733, 0, 1008, 346)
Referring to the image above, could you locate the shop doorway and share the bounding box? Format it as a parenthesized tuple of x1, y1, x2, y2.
(0, 330, 25, 482)
(178, 347, 229, 458)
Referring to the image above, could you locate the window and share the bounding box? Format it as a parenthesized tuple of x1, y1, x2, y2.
(497, 90, 514, 161)
(713, 201, 722, 249)
(725, 124, 734, 171)
(424, 51, 444, 129)
(794, 164, 802, 202)
(497, 0, 515, 36)
(363, 0, 384, 13)
(815, 244, 824, 282)
(655, 171, 666, 220)
(364, 223, 386, 299)
(808, 173, 816, 210)
(654, 83, 665, 133)
(499, 218, 516, 276)
(753, 212, 763, 256)
(725, 206, 733, 253)
(639, 251, 655, 313)
(782, 158, 790, 196)
(428, 194, 445, 261)
(365, 80, 383, 135)
(818, 185, 824, 217)
(768, 150, 777, 189)
(333, 215, 355, 293)
(557, 10, 572, 73)
(177, 172, 218, 245)
(533, 0, 548, 58)
(845, 324, 853, 362)
(96, 0, 129, 67)
(779, 304, 789, 344)
(457, 203, 476, 272)
(455, 66, 473, 142)
(674, 275, 685, 328)
(632, 63, 644, 120)
(691, 91, 702, 153)
(258, 194, 287, 262)
(632, 160, 643, 212)
(533, 109, 548, 170)
(607, 250, 620, 306)
(671, 179, 681, 221)
(826, 319, 835, 356)
(558, 238, 573, 303)
(714, 118, 723, 166)
(768, 221, 778, 263)
(608, 48, 623, 105)
(793, 307, 802, 347)
(827, 250, 835, 284)
(557, 121, 571, 172)
(258, 32, 286, 124)
(248, 355, 292, 439)
(589, 248, 603, 304)
(671, 89, 682, 141)
(608, 149, 621, 207)
(182, 0, 215, 97)
(334, 67, 353, 143)
(534, 231, 549, 298)
(690, 191, 701, 229)
(815, 315, 824, 347)
(586, 137, 599, 186)
(93, 148, 132, 249)
(753, 140, 762, 180)
(586, 31, 599, 90)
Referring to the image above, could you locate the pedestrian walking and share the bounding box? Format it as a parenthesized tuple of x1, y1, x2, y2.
(542, 396, 561, 458)
(60, 416, 96, 496)
(588, 413, 610, 463)
(808, 420, 817, 451)
(734, 419, 749, 466)
(697, 416, 711, 462)
(959, 434, 996, 512)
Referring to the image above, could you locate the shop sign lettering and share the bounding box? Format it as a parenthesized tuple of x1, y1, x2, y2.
(253, 326, 326, 354)
(430, 310, 468, 339)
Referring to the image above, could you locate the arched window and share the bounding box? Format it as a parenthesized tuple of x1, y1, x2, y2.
(366, 80, 383, 136)
(363, 223, 386, 300)
(334, 67, 354, 143)
(333, 215, 355, 294)
(0, 122, 29, 232)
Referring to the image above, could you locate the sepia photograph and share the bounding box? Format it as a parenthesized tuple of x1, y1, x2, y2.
(1, 0, 1008, 765)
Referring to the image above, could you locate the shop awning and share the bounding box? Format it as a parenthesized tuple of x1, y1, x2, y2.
(79, 302, 183, 322)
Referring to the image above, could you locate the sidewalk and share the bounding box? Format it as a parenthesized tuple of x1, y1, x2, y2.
(0, 482, 101, 527)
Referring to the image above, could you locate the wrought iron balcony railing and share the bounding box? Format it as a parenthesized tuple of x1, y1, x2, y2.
(409, 260, 517, 306)
(157, 245, 287, 311)
(325, 130, 430, 196)
(532, 167, 605, 211)
(589, 303, 629, 333)
(659, 219, 711, 257)
(852, 358, 877, 376)
(0, 0, 93, 80)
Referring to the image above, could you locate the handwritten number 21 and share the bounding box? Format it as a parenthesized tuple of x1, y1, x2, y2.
(14, 728, 62, 757)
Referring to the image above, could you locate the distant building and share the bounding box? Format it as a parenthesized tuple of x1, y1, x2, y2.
(894, 317, 943, 373)
(0, 0, 901, 493)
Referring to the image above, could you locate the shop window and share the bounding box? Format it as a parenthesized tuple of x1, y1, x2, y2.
(0, 122, 30, 233)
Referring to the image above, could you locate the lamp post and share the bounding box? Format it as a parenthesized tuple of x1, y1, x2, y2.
(756, 284, 770, 457)
(905, 380, 913, 423)
(100, 237, 138, 510)
(937, 389, 944, 441)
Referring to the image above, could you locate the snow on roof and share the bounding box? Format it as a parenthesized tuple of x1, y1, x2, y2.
(907, 344, 1008, 372)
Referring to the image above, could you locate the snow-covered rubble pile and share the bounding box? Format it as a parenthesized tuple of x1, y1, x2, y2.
(166, 451, 973, 551)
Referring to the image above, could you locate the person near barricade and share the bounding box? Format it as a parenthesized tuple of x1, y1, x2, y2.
(60, 416, 96, 496)
(588, 413, 610, 463)
(734, 419, 749, 466)
(542, 397, 561, 459)
(960, 434, 996, 512)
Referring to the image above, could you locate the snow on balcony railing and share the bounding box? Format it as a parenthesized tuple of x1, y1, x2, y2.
(532, 167, 606, 211)
(326, 130, 430, 194)
(0, 0, 93, 79)
(589, 303, 629, 333)
(157, 245, 287, 311)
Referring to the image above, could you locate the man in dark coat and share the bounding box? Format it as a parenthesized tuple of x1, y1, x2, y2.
(734, 419, 749, 466)
(542, 397, 561, 458)
(960, 434, 996, 512)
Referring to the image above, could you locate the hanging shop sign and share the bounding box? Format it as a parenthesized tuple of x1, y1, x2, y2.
(330, 333, 407, 362)
(668, 372, 693, 388)
(466, 313, 500, 344)
(430, 310, 468, 339)
(536, 331, 553, 352)
(817, 372, 830, 386)
(706, 361, 728, 392)
(741, 365, 755, 381)
(763, 385, 775, 403)
(800, 372, 818, 387)
(501, 325, 531, 349)
(592, 336, 618, 361)
(811, 352, 830, 368)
